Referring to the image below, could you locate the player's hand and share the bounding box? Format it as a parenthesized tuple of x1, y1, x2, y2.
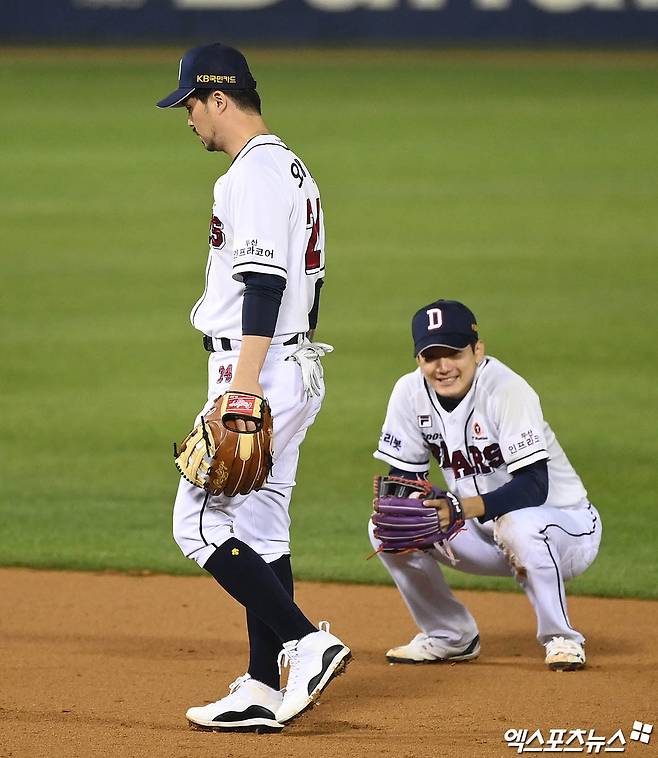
(423, 494, 485, 527)
(423, 496, 458, 530)
(226, 381, 264, 431)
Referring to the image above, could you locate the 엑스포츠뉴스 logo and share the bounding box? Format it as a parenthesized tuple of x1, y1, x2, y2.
(503, 720, 653, 753)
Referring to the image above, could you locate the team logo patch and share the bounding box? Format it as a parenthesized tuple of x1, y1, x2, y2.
(417, 415, 432, 428)
(216, 364, 233, 384)
(226, 394, 257, 414)
(473, 420, 487, 440)
(426, 308, 442, 331)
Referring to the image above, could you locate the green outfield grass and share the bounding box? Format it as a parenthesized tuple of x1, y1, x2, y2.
(1, 48, 656, 598)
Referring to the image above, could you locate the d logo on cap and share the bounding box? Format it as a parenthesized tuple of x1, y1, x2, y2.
(411, 299, 479, 357)
(427, 308, 443, 331)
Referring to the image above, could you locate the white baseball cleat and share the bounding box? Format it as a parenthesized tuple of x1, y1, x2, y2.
(544, 637, 586, 671)
(386, 633, 480, 664)
(275, 621, 352, 724)
(186, 673, 284, 733)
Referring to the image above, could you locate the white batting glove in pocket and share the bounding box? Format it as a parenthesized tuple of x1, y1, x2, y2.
(285, 342, 334, 398)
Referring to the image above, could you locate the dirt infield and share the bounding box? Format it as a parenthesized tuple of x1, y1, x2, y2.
(0, 569, 655, 758)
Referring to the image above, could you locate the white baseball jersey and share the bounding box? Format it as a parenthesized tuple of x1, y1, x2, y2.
(374, 356, 588, 509)
(190, 134, 325, 339)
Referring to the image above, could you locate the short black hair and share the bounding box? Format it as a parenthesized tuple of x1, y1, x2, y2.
(190, 87, 261, 115)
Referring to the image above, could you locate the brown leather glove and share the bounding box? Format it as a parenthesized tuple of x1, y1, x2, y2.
(174, 392, 273, 497)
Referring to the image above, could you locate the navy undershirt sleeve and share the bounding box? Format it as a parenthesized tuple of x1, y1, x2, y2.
(480, 459, 549, 522)
(387, 461, 548, 523)
(242, 273, 286, 337)
(308, 279, 324, 331)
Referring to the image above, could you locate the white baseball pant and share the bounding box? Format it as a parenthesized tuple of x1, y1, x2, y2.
(173, 341, 323, 567)
(369, 502, 602, 646)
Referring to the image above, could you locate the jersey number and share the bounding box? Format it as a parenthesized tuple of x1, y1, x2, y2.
(305, 198, 322, 273)
(209, 215, 225, 249)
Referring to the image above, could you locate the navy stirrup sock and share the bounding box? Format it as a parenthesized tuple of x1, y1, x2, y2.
(203, 538, 316, 646)
(246, 554, 294, 690)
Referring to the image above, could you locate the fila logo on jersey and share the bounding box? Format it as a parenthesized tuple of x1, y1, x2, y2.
(417, 415, 432, 428)
(429, 439, 504, 479)
(427, 308, 442, 330)
(209, 215, 225, 249)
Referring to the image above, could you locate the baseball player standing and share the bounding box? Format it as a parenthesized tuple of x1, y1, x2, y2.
(369, 299, 602, 671)
(157, 42, 350, 732)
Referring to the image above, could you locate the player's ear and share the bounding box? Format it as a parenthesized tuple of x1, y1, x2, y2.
(211, 90, 225, 110)
(474, 340, 485, 362)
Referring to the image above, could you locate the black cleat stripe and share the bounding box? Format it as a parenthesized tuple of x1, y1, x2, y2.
(212, 705, 276, 723)
(307, 644, 345, 694)
(462, 635, 480, 655)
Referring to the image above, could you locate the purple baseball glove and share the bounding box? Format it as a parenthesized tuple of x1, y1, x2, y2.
(371, 475, 465, 553)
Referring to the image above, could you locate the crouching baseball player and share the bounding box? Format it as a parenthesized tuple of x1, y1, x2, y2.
(369, 299, 602, 671)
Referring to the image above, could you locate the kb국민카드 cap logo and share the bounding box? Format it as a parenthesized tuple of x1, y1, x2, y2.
(156, 42, 257, 109)
(411, 299, 479, 356)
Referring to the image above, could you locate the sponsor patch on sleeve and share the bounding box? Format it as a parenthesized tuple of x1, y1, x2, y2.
(379, 431, 402, 452)
(233, 238, 276, 261)
(507, 428, 542, 456)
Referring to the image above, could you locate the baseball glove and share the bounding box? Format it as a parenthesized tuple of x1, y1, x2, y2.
(285, 342, 334, 398)
(174, 391, 273, 497)
(371, 475, 464, 553)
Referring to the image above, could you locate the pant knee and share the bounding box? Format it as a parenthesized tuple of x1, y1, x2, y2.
(172, 485, 235, 567)
(172, 518, 189, 557)
(494, 511, 548, 578)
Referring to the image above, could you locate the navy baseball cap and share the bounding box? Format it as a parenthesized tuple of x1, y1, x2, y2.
(156, 43, 257, 109)
(412, 299, 479, 356)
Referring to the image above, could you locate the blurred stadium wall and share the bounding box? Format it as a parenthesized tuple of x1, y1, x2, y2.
(1, 0, 657, 45)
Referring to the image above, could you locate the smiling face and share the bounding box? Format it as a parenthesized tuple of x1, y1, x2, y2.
(417, 341, 485, 400)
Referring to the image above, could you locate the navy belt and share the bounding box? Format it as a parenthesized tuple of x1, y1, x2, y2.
(203, 333, 303, 352)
